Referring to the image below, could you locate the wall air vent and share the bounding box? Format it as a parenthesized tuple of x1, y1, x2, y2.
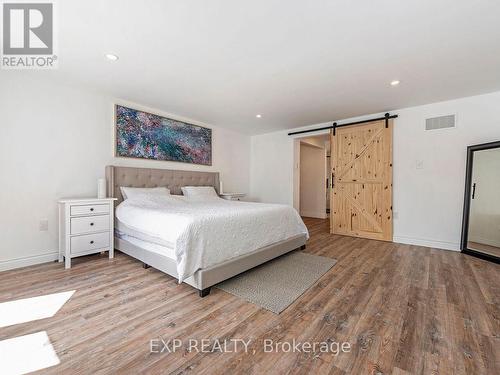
(425, 114, 456, 131)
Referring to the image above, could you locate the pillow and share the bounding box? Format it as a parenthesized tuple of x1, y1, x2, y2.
(120, 186, 170, 200)
(181, 186, 218, 198)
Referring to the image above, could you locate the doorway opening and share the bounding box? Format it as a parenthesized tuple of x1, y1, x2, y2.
(295, 134, 330, 219)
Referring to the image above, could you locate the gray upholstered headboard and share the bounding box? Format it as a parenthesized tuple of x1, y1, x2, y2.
(105, 166, 220, 204)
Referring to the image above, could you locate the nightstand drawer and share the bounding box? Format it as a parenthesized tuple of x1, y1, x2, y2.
(71, 232, 110, 254)
(71, 215, 109, 235)
(71, 204, 109, 216)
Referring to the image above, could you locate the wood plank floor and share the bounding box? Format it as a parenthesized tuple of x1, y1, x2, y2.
(0, 218, 498, 374)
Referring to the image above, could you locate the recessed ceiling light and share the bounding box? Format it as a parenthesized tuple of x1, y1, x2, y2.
(105, 54, 119, 61)
(390, 80, 400, 86)
(256, 114, 262, 118)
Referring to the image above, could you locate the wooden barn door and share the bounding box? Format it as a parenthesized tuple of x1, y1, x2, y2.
(330, 119, 393, 241)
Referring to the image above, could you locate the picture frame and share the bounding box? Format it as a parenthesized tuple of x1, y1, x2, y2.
(114, 104, 212, 166)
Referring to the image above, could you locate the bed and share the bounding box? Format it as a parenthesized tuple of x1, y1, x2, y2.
(106, 166, 309, 297)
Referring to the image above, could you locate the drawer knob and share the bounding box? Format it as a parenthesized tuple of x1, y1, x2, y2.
(90, 208, 94, 212)
(90, 223, 94, 226)
(90, 240, 94, 244)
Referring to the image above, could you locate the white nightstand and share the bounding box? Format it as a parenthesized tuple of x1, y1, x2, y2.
(220, 193, 246, 201)
(58, 198, 117, 269)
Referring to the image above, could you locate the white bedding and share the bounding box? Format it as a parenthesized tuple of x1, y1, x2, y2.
(115, 195, 309, 282)
(116, 220, 175, 248)
(116, 231, 176, 259)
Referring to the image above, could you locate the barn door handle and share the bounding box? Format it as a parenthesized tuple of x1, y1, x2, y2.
(472, 183, 476, 199)
(331, 173, 335, 188)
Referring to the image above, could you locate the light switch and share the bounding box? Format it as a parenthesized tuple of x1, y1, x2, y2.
(39, 219, 49, 232)
(416, 160, 424, 169)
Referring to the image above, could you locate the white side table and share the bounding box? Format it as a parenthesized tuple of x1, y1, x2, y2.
(58, 198, 117, 269)
(220, 193, 246, 201)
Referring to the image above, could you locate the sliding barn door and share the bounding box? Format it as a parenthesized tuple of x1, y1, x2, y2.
(330, 120, 393, 241)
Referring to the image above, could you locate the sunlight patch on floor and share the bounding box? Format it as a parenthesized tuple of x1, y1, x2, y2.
(0, 331, 60, 374)
(0, 290, 75, 328)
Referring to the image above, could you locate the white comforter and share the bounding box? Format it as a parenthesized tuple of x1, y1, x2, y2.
(115, 195, 309, 282)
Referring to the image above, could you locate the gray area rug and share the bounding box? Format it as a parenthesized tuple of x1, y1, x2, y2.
(216, 251, 337, 314)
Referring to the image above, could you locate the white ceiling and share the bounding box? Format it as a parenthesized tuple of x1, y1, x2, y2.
(19, 1, 500, 134)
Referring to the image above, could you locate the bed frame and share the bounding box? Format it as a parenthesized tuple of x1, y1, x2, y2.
(106, 166, 307, 297)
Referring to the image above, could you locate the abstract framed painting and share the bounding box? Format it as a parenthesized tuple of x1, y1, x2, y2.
(115, 105, 212, 166)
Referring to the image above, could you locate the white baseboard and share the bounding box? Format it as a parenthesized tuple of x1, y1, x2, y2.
(0, 252, 59, 272)
(300, 210, 327, 219)
(393, 236, 460, 251)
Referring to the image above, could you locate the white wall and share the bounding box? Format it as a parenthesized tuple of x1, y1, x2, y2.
(299, 143, 327, 219)
(250, 91, 500, 251)
(250, 130, 296, 205)
(468, 148, 500, 247)
(0, 75, 250, 270)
